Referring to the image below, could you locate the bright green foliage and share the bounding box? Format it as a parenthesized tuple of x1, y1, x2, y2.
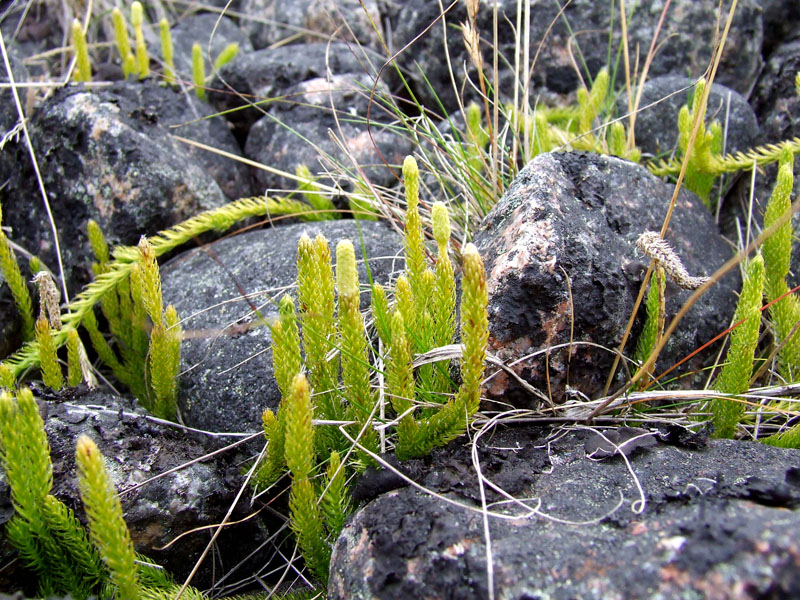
(284, 374, 330, 584)
(711, 254, 765, 438)
(0, 364, 13, 389)
(284, 374, 315, 480)
(295, 164, 337, 219)
(148, 304, 182, 420)
(272, 295, 302, 398)
(464, 102, 489, 173)
(84, 231, 182, 419)
(761, 151, 800, 383)
(677, 79, 723, 205)
(388, 311, 423, 459)
(320, 450, 351, 539)
(192, 43, 206, 100)
(0, 389, 103, 599)
(296, 234, 341, 450)
(213, 42, 239, 72)
(387, 311, 414, 417)
(66, 329, 82, 387)
(336, 241, 379, 456)
(796, 72, 800, 96)
(452, 243, 489, 417)
(70, 20, 91, 83)
(577, 67, 609, 135)
(3, 195, 350, 382)
(392, 243, 488, 459)
(370, 282, 391, 347)
(136, 237, 163, 324)
(254, 407, 286, 489)
(159, 18, 175, 85)
(430, 202, 457, 392)
(0, 202, 35, 340)
(131, 2, 149, 79)
(402, 156, 427, 306)
(112, 8, 136, 78)
(76, 434, 140, 600)
(634, 266, 666, 387)
(35, 317, 63, 391)
(255, 297, 304, 489)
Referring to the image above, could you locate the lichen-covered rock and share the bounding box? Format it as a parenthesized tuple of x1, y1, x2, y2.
(0, 81, 242, 291)
(330, 426, 800, 599)
(472, 152, 739, 407)
(160, 220, 402, 433)
(0, 387, 269, 592)
(388, 0, 762, 114)
(240, 0, 383, 51)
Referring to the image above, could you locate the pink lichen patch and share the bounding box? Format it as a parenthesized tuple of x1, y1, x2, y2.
(345, 129, 375, 158)
(488, 217, 557, 289)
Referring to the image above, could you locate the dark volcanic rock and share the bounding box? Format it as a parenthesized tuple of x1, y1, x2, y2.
(168, 13, 253, 80)
(388, 0, 762, 114)
(208, 42, 384, 137)
(0, 81, 239, 292)
(240, 0, 382, 51)
(760, 0, 800, 55)
(330, 426, 800, 599)
(0, 387, 267, 592)
(160, 219, 403, 433)
(619, 75, 759, 158)
(245, 73, 412, 194)
(472, 152, 739, 408)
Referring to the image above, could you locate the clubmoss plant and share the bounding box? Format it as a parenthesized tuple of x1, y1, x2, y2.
(294, 164, 338, 220)
(760, 150, 800, 383)
(35, 317, 62, 391)
(0, 201, 35, 341)
(76, 434, 140, 600)
(131, 2, 149, 79)
(66, 328, 82, 387)
(336, 239, 380, 458)
(711, 254, 765, 438)
(633, 265, 665, 389)
(0, 388, 208, 598)
(192, 43, 206, 99)
(283, 373, 330, 584)
(70, 19, 92, 83)
(0, 388, 103, 598)
(112, 8, 136, 79)
(159, 18, 175, 85)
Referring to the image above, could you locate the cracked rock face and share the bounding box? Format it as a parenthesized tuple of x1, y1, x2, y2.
(472, 151, 740, 409)
(329, 427, 800, 600)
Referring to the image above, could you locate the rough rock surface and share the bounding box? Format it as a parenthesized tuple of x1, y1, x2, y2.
(330, 426, 800, 599)
(168, 13, 254, 79)
(245, 73, 412, 194)
(241, 0, 382, 51)
(208, 42, 384, 137)
(0, 81, 239, 290)
(160, 219, 403, 433)
(619, 75, 759, 158)
(0, 387, 268, 593)
(472, 152, 739, 408)
(388, 0, 763, 113)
